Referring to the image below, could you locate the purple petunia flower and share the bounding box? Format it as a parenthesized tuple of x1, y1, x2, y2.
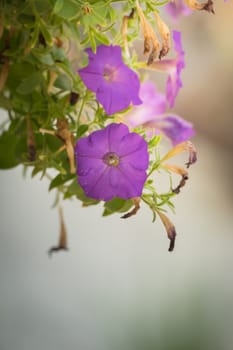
(124, 81, 194, 146)
(151, 30, 185, 108)
(165, 0, 192, 21)
(75, 123, 149, 201)
(78, 45, 142, 115)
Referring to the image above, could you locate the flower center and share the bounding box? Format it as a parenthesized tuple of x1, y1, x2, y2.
(103, 65, 117, 82)
(103, 152, 120, 167)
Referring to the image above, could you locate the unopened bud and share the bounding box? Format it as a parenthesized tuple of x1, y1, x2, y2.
(184, 0, 214, 13)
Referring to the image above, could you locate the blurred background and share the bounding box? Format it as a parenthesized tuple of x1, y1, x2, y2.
(1, 2, 233, 350)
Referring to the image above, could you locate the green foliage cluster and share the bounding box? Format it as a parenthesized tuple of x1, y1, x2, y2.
(0, 0, 177, 221)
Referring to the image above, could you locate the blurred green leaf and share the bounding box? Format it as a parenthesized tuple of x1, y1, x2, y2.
(77, 124, 88, 138)
(64, 179, 100, 205)
(103, 198, 133, 215)
(39, 19, 53, 46)
(53, 0, 64, 14)
(54, 74, 72, 90)
(55, 0, 81, 20)
(0, 128, 27, 169)
(0, 95, 12, 110)
(35, 52, 54, 66)
(49, 173, 75, 191)
(16, 72, 42, 95)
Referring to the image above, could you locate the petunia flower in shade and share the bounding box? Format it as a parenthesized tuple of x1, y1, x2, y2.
(165, 0, 192, 21)
(147, 31, 185, 108)
(78, 45, 142, 115)
(124, 81, 194, 146)
(75, 123, 149, 201)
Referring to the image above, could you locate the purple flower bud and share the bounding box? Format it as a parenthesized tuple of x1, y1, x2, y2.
(75, 123, 149, 201)
(165, 0, 192, 22)
(78, 45, 142, 115)
(124, 81, 194, 146)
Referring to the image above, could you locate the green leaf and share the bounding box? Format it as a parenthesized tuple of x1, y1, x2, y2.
(64, 179, 100, 205)
(28, 25, 39, 49)
(148, 135, 162, 148)
(55, 0, 81, 20)
(0, 95, 12, 110)
(0, 129, 27, 169)
(51, 46, 66, 62)
(91, 27, 110, 45)
(56, 62, 75, 80)
(53, 0, 64, 14)
(89, 29, 96, 53)
(104, 198, 133, 215)
(7, 62, 35, 92)
(35, 52, 54, 66)
(54, 74, 72, 90)
(18, 14, 36, 26)
(102, 208, 112, 217)
(39, 19, 53, 46)
(16, 72, 42, 95)
(31, 166, 43, 178)
(77, 124, 88, 138)
(49, 173, 75, 191)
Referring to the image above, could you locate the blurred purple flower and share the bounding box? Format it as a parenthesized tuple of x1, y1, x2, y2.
(165, 0, 192, 21)
(151, 30, 185, 108)
(75, 123, 149, 201)
(78, 45, 142, 115)
(124, 81, 194, 146)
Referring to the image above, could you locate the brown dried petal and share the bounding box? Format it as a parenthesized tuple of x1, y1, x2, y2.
(156, 210, 177, 252)
(121, 197, 141, 219)
(154, 12, 171, 59)
(184, 0, 214, 13)
(48, 206, 69, 256)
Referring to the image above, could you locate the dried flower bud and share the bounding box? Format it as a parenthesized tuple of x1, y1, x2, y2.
(184, 0, 214, 13)
(121, 197, 141, 219)
(185, 141, 197, 168)
(48, 206, 68, 256)
(163, 164, 189, 194)
(161, 141, 197, 167)
(156, 210, 177, 252)
(136, 0, 160, 63)
(121, 9, 135, 56)
(154, 12, 171, 59)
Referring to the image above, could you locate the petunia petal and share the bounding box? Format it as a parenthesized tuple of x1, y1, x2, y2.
(75, 123, 149, 200)
(75, 127, 110, 158)
(145, 114, 195, 146)
(79, 66, 104, 93)
(165, 0, 192, 22)
(96, 83, 131, 115)
(125, 82, 167, 127)
(117, 162, 148, 198)
(119, 132, 148, 157)
(107, 123, 129, 150)
(78, 44, 142, 115)
(77, 162, 108, 199)
(166, 31, 185, 108)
